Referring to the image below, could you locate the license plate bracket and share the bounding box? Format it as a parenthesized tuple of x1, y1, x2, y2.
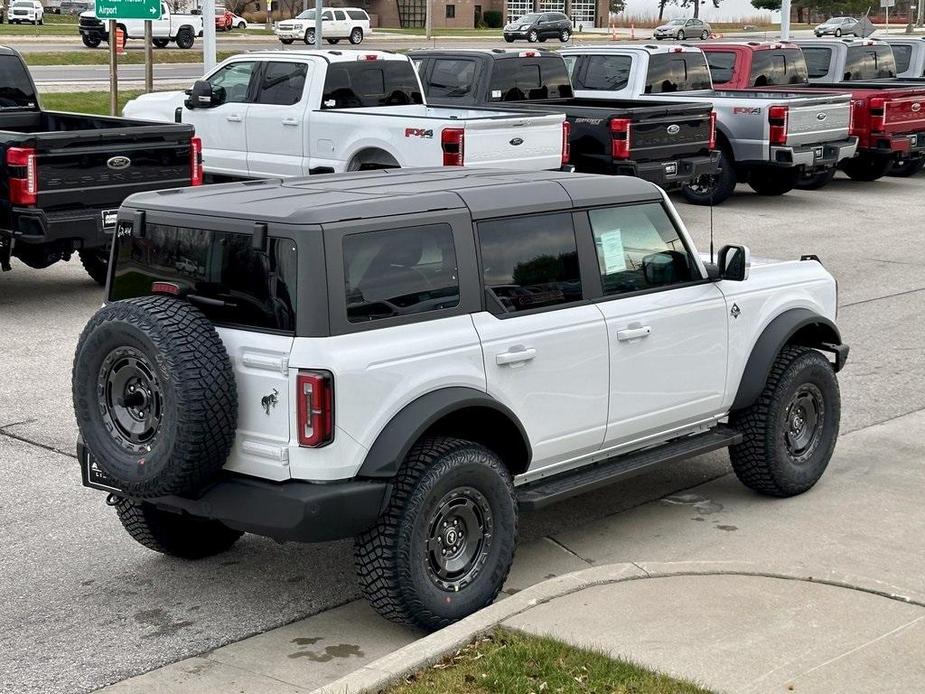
(101, 209, 118, 230)
(813, 146, 825, 160)
(80, 447, 123, 493)
(664, 162, 678, 176)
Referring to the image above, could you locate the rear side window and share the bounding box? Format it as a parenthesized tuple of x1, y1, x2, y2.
(589, 203, 695, 296)
(803, 47, 831, 79)
(0, 54, 37, 110)
(488, 58, 572, 100)
(570, 54, 632, 91)
(705, 51, 737, 85)
(478, 213, 582, 314)
(343, 226, 459, 323)
(892, 44, 913, 73)
(346, 9, 368, 19)
(110, 224, 298, 333)
(321, 61, 423, 109)
(645, 53, 712, 93)
(426, 58, 478, 102)
(255, 62, 307, 106)
(750, 49, 808, 86)
(844, 45, 896, 80)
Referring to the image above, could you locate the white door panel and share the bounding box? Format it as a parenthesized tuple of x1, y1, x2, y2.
(472, 307, 609, 469)
(187, 104, 250, 175)
(246, 61, 310, 177)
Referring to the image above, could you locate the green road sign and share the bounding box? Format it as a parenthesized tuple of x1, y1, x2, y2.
(95, 0, 161, 21)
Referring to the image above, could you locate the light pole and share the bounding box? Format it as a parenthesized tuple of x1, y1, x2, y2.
(780, 0, 791, 40)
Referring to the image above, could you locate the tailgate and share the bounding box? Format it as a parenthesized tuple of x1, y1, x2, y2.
(881, 94, 925, 134)
(461, 113, 564, 170)
(625, 106, 712, 162)
(785, 98, 852, 146)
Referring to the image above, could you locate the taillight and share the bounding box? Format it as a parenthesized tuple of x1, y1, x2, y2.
(441, 127, 465, 166)
(296, 371, 334, 447)
(561, 120, 571, 165)
(768, 105, 788, 146)
(708, 111, 717, 150)
(869, 97, 886, 132)
(190, 136, 203, 186)
(610, 118, 631, 160)
(6, 146, 37, 206)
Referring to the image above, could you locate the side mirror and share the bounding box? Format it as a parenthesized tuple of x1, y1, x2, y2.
(184, 80, 219, 109)
(717, 244, 750, 282)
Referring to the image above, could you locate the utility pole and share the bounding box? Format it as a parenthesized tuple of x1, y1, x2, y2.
(203, 0, 217, 71)
(313, 0, 322, 47)
(144, 20, 153, 92)
(918, 0, 924, 26)
(781, 0, 791, 39)
(425, 0, 432, 39)
(108, 20, 118, 116)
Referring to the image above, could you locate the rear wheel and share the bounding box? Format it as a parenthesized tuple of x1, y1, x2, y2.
(78, 249, 109, 286)
(680, 150, 736, 205)
(796, 167, 837, 191)
(175, 27, 194, 49)
(326, 37, 340, 44)
(841, 155, 892, 182)
(888, 157, 925, 177)
(700, 30, 708, 39)
(82, 34, 101, 48)
(748, 167, 797, 195)
(349, 27, 363, 44)
(280, 38, 293, 44)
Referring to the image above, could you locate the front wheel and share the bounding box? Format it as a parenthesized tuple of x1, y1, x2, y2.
(152, 37, 169, 48)
(796, 167, 837, 191)
(114, 498, 243, 559)
(527, 29, 538, 42)
(82, 34, 101, 48)
(304, 28, 315, 44)
(748, 167, 797, 195)
(888, 157, 925, 177)
(729, 346, 840, 497)
(78, 249, 109, 286)
(680, 150, 737, 205)
(175, 27, 194, 49)
(834, 28, 842, 37)
(354, 437, 518, 631)
(559, 29, 571, 41)
(677, 30, 685, 40)
(504, 35, 515, 42)
(349, 27, 363, 44)
(841, 155, 893, 182)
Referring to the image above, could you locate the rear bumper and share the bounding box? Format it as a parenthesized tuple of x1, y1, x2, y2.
(863, 131, 925, 157)
(2, 206, 117, 249)
(770, 136, 858, 170)
(608, 151, 720, 189)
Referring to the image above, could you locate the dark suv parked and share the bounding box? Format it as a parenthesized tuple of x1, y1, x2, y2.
(503, 12, 572, 43)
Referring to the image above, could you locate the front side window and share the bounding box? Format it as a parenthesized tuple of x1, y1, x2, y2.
(321, 10, 333, 20)
(426, 58, 477, 101)
(706, 51, 737, 86)
(802, 47, 831, 79)
(645, 53, 712, 93)
(208, 61, 256, 104)
(589, 203, 696, 296)
(343, 226, 459, 323)
(334, 10, 346, 19)
(478, 213, 582, 314)
(255, 61, 307, 106)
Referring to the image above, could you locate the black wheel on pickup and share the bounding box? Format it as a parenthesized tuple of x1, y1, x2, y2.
(114, 497, 243, 558)
(841, 155, 893, 182)
(78, 249, 109, 286)
(680, 150, 736, 206)
(72, 296, 237, 498)
(280, 38, 293, 44)
(354, 437, 518, 631)
(747, 167, 798, 195)
(796, 167, 837, 190)
(888, 157, 925, 177)
(729, 346, 840, 497)
(175, 26, 194, 49)
(82, 34, 101, 48)
(152, 37, 169, 48)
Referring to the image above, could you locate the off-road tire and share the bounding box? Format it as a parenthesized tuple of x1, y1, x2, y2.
(114, 497, 242, 558)
(841, 155, 893, 182)
(680, 150, 736, 205)
(72, 296, 237, 498)
(888, 157, 925, 177)
(79, 249, 109, 286)
(354, 437, 518, 631)
(175, 27, 194, 49)
(796, 167, 837, 191)
(350, 27, 363, 44)
(729, 346, 840, 497)
(152, 37, 169, 48)
(748, 167, 797, 195)
(82, 34, 101, 48)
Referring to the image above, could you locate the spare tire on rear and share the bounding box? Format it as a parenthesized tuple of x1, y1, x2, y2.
(72, 296, 237, 498)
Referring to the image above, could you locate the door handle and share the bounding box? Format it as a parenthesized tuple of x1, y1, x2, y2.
(282, 118, 299, 126)
(616, 325, 652, 342)
(496, 346, 536, 366)
(226, 114, 243, 122)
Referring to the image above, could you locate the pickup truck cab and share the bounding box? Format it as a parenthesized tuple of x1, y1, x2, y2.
(793, 38, 899, 83)
(561, 45, 858, 201)
(704, 41, 925, 181)
(79, 1, 203, 49)
(883, 37, 925, 79)
(123, 51, 569, 179)
(411, 48, 724, 203)
(0, 45, 202, 283)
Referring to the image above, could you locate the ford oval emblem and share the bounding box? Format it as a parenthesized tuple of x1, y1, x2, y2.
(913, 103, 922, 113)
(510, 137, 524, 146)
(816, 112, 828, 121)
(107, 155, 131, 170)
(667, 124, 681, 135)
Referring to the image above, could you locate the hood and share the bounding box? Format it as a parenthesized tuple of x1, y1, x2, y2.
(655, 24, 676, 31)
(122, 89, 186, 120)
(79, 9, 95, 17)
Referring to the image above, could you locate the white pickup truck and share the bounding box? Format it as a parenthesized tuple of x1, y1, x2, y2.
(122, 51, 569, 179)
(78, 1, 203, 49)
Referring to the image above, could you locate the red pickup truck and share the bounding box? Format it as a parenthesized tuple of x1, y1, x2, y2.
(702, 41, 925, 184)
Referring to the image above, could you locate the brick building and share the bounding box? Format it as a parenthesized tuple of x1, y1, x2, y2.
(366, 0, 610, 30)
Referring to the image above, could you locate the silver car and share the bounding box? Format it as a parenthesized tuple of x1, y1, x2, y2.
(814, 16, 860, 37)
(653, 17, 711, 41)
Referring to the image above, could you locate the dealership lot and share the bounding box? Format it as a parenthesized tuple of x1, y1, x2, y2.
(2, 171, 924, 693)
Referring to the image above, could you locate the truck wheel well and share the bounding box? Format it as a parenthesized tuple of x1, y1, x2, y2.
(347, 148, 400, 171)
(787, 321, 840, 350)
(421, 406, 531, 476)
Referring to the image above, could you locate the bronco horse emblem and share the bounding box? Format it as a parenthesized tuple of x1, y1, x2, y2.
(261, 388, 279, 415)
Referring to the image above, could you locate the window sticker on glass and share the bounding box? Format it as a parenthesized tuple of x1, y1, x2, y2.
(598, 229, 627, 274)
(491, 89, 502, 99)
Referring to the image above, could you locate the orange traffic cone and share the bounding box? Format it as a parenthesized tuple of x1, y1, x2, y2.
(115, 26, 126, 55)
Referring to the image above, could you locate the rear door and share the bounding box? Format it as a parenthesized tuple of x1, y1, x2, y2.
(331, 9, 348, 37)
(245, 59, 310, 177)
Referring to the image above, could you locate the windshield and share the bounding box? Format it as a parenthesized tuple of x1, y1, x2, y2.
(516, 14, 540, 22)
(667, 19, 686, 25)
(11, 2, 32, 7)
(296, 9, 315, 19)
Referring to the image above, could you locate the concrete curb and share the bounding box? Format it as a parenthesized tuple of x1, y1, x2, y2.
(313, 560, 925, 694)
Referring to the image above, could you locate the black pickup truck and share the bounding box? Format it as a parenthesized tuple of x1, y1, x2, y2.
(0, 46, 202, 283)
(411, 48, 725, 204)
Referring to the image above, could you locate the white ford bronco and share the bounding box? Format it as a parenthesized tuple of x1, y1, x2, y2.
(72, 169, 848, 630)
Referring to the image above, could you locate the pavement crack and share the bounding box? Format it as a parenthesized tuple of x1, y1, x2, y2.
(544, 536, 593, 566)
(631, 562, 651, 577)
(0, 427, 76, 459)
(839, 285, 925, 310)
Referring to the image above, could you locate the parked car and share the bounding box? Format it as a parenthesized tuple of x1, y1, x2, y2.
(123, 51, 570, 179)
(561, 44, 858, 201)
(72, 167, 848, 631)
(814, 16, 860, 38)
(703, 41, 925, 181)
(79, 1, 203, 49)
(59, 0, 92, 15)
(0, 45, 202, 283)
(274, 6, 369, 45)
(215, 7, 233, 31)
(502, 12, 572, 43)
(652, 17, 711, 41)
(230, 12, 247, 29)
(883, 37, 925, 79)
(412, 48, 725, 202)
(8, 0, 44, 24)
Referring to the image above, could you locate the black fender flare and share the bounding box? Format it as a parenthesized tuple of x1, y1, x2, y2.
(732, 308, 847, 411)
(357, 387, 532, 478)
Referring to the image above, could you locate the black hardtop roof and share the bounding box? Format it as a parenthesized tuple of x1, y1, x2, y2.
(123, 169, 662, 226)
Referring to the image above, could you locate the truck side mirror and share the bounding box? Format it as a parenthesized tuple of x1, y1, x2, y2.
(185, 80, 220, 109)
(717, 244, 750, 281)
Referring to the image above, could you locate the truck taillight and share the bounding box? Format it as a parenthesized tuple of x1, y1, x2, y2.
(708, 111, 717, 150)
(869, 97, 886, 133)
(441, 127, 465, 166)
(190, 136, 203, 186)
(6, 146, 37, 206)
(561, 120, 571, 165)
(610, 118, 631, 160)
(768, 105, 788, 146)
(296, 371, 334, 448)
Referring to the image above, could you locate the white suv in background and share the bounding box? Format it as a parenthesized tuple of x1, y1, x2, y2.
(275, 6, 369, 45)
(8, 0, 44, 24)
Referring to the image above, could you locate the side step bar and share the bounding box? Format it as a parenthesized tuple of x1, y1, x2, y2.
(516, 425, 742, 511)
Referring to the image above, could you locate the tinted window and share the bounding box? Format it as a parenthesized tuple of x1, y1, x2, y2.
(255, 62, 307, 106)
(750, 49, 808, 86)
(334, 10, 346, 19)
(706, 51, 737, 86)
(571, 54, 632, 91)
(0, 55, 37, 110)
(589, 203, 694, 296)
(346, 9, 367, 19)
(803, 47, 831, 78)
(321, 61, 423, 109)
(645, 53, 712, 93)
(343, 226, 459, 323)
(844, 45, 896, 79)
(209, 61, 255, 103)
(892, 44, 913, 73)
(110, 224, 298, 333)
(488, 59, 567, 100)
(478, 213, 582, 314)
(321, 10, 333, 19)
(426, 58, 478, 101)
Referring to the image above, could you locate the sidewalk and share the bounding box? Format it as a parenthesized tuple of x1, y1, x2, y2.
(103, 408, 925, 694)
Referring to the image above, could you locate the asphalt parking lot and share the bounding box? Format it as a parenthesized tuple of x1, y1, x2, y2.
(1, 170, 923, 694)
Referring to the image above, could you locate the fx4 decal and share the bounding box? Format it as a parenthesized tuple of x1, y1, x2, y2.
(404, 128, 434, 139)
(733, 107, 762, 115)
